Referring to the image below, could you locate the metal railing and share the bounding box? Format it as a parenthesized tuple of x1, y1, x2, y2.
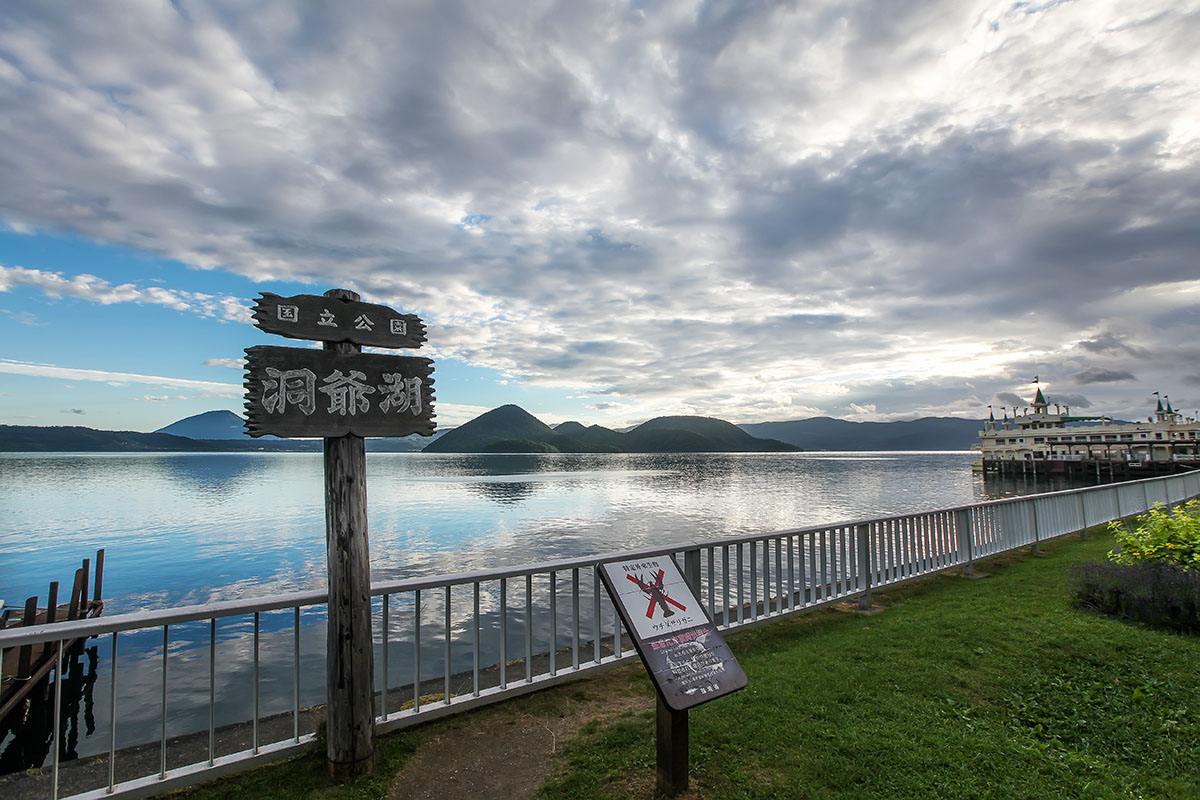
(2, 470, 1199, 799)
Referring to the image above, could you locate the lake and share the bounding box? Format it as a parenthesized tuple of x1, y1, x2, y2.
(2, 450, 1065, 775)
(0, 451, 1002, 613)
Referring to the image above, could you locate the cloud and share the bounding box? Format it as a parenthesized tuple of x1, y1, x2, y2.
(204, 357, 245, 369)
(0, 2, 1198, 424)
(994, 392, 1027, 408)
(0, 265, 250, 322)
(137, 394, 189, 402)
(1074, 368, 1136, 384)
(0, 308, 40, 325)
(0, 359, 241, 396)
(1046, 393, 1092, 409)
(60, 407, 85, 415)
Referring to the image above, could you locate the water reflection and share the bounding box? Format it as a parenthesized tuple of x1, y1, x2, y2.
(2, 452, 1001, 616)
(1, 450, 1125, 778)
(0, 645, 98, 774)
(466, 480, 542, 505)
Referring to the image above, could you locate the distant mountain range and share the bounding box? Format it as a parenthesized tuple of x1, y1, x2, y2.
(0, 408, 985, 453)
(0, 410, 437, 452)
(740, 416, 982, 450)
(423, 405, 799, 453)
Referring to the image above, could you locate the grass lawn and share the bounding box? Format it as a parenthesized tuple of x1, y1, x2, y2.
(179, 532, 1200, 800)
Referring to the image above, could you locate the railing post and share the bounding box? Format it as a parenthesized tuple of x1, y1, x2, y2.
(683, 549, 702, 600)
(955, 508, 974, 577)
(1029, 499, 1040, 555)
(1076, 491, 1088, 538)
(855, 523, 872, 610)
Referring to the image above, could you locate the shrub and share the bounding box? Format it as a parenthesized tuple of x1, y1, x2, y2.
(1073, 561, 1200, 634)
(1107, 499, 1200, 571)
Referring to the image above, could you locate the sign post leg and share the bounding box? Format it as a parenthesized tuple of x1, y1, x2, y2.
(656, 697, 688, 796)
(323, 290, 375, 779)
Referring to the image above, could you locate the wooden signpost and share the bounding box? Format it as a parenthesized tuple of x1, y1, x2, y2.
(243, 347, 435, 438)
(245, 288, 435, 779)
(251, 292, 427, 349)
(599, 555, 747, 796)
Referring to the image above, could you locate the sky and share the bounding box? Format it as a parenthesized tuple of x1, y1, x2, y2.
(1, 0, 1198, 433)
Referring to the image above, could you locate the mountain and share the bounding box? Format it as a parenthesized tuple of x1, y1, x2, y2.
(627, 416, 797, 452)
(425, 405, 558, 453)
(554, 421, 588, 437)
(1, 417, 445, 452)
(738, 416, 984, 451)
(424, 406, 799, 453)
(156, 410, 248, 439)
(0, 425, 293, 452)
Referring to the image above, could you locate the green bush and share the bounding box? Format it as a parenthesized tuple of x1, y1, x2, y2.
(1107, 499, 1200, 571)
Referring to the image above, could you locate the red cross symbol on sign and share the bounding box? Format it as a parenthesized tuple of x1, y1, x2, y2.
(627, 569, 688, 619)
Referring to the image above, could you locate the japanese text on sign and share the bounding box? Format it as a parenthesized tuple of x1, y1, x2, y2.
(244, 345, 435, 438)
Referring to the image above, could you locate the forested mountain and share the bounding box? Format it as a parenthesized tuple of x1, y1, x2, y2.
(424, 405, 799, 453)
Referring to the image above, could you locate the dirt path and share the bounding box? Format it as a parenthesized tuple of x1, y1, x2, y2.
(386, 670, 650, 800)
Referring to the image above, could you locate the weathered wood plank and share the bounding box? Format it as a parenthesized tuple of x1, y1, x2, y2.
(252, 292, 426, 349)
(243, 345, 436, 438)
(322, 317, 376, 779)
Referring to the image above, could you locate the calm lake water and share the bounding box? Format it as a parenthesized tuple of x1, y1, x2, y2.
(2, 450, 1066, 777)
(1, 451, 997, 612)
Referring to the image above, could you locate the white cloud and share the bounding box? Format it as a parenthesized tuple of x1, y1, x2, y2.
(0, 1, 1198, 423)
(0, 265, 250, 322)
(203, 357, 245, 369)
(0, 358, 241, 396)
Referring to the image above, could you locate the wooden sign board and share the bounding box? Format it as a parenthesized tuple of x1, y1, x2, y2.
(244, 345, 435, 438)
(252, 293, 427, 349)
(600, 556, 746, 711)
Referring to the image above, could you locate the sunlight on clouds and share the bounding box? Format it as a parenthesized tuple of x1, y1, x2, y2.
(0, 1, 1197, 423)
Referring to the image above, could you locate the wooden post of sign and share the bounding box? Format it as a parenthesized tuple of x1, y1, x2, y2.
(323, 288, 375, 779)
(656, 695, 688, 796)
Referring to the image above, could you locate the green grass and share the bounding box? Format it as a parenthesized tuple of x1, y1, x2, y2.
(540, 535, 1200, 799)
(177, 730, 422, 800)
(178, 533, 1200, 799)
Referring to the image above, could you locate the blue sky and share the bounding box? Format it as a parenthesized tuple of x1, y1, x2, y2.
(0, 232, 573, 430)
(2, 1, 1199, 432)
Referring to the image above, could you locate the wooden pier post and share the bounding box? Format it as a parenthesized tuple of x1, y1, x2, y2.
(323, 289, 375, 779)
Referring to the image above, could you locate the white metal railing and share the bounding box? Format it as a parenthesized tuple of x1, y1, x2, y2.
(2, 470, 1199, 799)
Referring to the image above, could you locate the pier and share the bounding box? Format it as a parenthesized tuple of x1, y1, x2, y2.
(1, 553, 104, 728)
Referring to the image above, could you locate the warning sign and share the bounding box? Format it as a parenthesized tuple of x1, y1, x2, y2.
(600, 556, 747, 711)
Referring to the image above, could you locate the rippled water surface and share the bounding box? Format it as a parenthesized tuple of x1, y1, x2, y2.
(4, 450, 1087, 776)
(0, 451, 998, 611)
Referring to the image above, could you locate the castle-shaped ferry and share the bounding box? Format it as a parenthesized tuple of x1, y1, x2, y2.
(978, 385, 1199, 477)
